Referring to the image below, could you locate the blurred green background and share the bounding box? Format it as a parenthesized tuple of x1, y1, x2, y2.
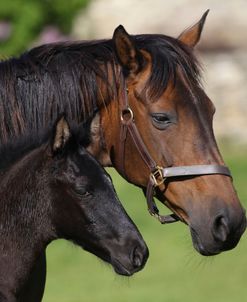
(0, 0, 246, 301)
(0, 0, 89, 56)
(42, 147, 247, 302)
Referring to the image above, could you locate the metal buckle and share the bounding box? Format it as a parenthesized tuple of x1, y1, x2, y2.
(150, 166, 165, 187)
(149, 211, 161, 220)
(120, 107, 134, 123)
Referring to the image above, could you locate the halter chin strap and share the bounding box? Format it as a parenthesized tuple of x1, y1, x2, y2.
(118, 76, 232, 224)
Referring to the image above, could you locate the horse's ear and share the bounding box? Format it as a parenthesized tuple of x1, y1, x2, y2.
(51, 115, 71, 154)
(113, 25, 142, 77)
(178, 10, 209, 48)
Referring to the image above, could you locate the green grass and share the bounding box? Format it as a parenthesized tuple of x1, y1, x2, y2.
(43, 149, 247, 302)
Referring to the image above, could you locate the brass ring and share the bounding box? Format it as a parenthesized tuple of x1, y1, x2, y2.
(120, 107, 134, 122)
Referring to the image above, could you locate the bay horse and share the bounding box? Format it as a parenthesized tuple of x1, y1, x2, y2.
(0, 116, 148, 301)
(0, 11, 245, 254)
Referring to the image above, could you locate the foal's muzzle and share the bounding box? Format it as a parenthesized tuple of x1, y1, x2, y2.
(111, 241, 149, 276)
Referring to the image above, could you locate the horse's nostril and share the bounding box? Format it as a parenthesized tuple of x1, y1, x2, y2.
(132, 246, 144, 268)
(212, 215, 229, 243)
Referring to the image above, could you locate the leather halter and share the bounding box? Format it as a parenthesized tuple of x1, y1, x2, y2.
(118, 76, 232, 224)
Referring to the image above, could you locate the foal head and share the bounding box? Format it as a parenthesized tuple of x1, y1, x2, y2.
(100, 11, 246, 255)
(48, 117, 148, 275)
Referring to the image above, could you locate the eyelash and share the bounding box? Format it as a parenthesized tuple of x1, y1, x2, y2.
(151, 113, 175, 130)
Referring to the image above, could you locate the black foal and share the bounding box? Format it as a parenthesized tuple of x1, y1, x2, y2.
(0, 116, 148, 301)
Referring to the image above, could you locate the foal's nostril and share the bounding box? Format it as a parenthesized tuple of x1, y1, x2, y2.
(132, 246, 145, 268)
(212, 215, 229, 243)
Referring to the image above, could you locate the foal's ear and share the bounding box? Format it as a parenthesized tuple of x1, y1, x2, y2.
(113, 25, 142, 77)
(51, 115, 71, 154)
(178, 10, 209, 48)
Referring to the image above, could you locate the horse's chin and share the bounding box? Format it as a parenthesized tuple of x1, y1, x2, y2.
(190, 227, 220, 256)
(191, 231, 244, 257)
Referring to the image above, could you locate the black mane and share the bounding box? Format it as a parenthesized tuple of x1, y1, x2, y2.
(0, 34, 201, 144)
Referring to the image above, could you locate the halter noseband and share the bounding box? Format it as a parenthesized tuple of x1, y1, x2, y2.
(118, 77, 232, 224)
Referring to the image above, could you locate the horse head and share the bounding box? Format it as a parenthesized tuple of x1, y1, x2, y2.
(100, 11, 246, 256)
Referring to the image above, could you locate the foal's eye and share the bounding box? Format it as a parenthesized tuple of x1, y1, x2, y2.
(73, 187, 91, 197)
(80, 191, 91, 197)
(151, 113, 175, 130)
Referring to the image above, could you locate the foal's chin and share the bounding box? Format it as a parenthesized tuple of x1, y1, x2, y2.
(109, 251, 148, 276)
(110, 258, 145, 276)
(93, 254, 147, 276)
(83, 243, 149, 276)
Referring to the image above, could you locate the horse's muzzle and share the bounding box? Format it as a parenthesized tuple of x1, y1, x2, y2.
(190, 208, 246, 256)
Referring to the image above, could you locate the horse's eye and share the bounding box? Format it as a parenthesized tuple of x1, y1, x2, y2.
(151, 113, 175, 130)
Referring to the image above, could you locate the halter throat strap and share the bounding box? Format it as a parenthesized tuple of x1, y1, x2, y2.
(118, 76, 232, 224)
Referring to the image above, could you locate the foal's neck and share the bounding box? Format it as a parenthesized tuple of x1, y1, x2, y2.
(0, 145, 54, 242)
(0, 145, 53, 296)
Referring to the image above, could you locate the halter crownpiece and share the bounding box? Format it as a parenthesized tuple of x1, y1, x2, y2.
(118, 76, 232, 224)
